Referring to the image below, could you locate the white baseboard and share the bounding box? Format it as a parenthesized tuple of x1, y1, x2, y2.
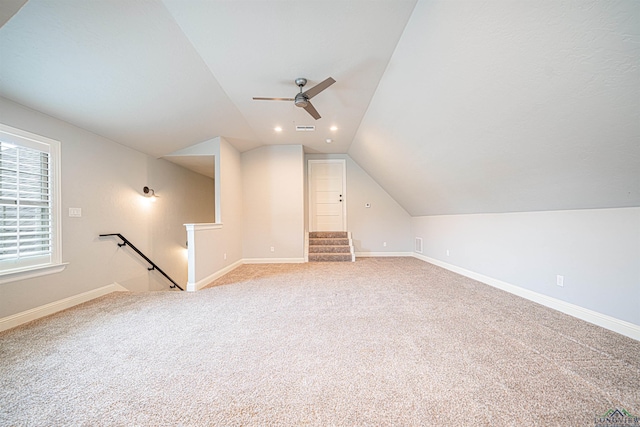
(186, 259, 244, 292)
(413, 253, 640, 341)
(0, 283, 127, 333)
(186, 257, 306, 292)
(243, 257, 306, 264)
(186, 257, 306, 291)
(355, 252, 414, 257)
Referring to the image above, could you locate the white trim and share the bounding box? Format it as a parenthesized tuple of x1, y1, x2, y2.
(0, 262, 68, 285)
(244, 257, 306, 264)
(356, 252, 413, 257)
(186, 257, 306, 291)
(184, 223, 222, 231)
(0, 283, 127, 332)
(414, 237, 423, 254)
(186, 259, 243, 292)
(50, 135, 62, 266)
(413, 253, 640, 341)
(304, 232, 309, 263)
(111, 282, 129, 292)
(0, 124, 63, 275)
(185, 225, 196, 285)
(0, 124, 61, 151)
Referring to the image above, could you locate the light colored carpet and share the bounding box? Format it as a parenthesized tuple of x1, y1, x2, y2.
(1, 257, 638, 426)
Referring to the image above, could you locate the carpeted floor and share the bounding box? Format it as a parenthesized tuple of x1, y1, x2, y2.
(1, 257, 639, 426)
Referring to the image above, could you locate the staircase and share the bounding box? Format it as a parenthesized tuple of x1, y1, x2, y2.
(307, 231, 355, 262)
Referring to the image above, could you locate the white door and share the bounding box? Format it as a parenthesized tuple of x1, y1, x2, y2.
(309, 159, 346, 231)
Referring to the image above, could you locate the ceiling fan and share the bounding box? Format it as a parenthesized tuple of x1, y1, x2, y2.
(253, 77, 336, 120)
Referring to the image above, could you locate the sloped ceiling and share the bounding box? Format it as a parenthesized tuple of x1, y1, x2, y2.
(0, 0, 638, 216)
(0, 0, 416, 157)
(350, 0, 640, 215)
(0, 0, 26, 28)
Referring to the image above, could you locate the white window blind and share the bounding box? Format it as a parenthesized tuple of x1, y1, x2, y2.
(0, 124, 61, 278)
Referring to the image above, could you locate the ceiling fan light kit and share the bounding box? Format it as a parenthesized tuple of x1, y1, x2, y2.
(253, 77, 336, 120)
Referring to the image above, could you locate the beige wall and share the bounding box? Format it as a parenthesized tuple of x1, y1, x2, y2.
(146, 156, 215, 290)
(0, 97, 214, 317)
(242, 145, 305, 261)
(412, 207, 640, 327)
(218, 137, 244, 263)
(1, 96, 408, 320)
(305, 154, 412, 254)
(186, 137, 243, 289)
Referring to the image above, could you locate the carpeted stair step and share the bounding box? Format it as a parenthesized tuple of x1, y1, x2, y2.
(308, 253, 353, 262)
(308, 245, 352, 253)
(309, 231, 349, 239)
(307, 231, 355, 262)
(309, 238, 350, 246)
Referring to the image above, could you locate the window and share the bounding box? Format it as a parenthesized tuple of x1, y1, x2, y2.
(0, 124, 64, 283)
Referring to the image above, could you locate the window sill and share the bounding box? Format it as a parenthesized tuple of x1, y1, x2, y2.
(0, 263, 69, 285)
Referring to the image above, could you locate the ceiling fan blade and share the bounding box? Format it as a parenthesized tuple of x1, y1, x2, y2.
(252, 97, 295, 101)
(302, 77, 336, 99)
(303, 101, 321, 120)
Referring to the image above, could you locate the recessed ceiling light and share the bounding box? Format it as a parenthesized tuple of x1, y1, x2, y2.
(274, 126, 282, 132)
(325, 138, 333, 144)
(330, 126, 338, 131)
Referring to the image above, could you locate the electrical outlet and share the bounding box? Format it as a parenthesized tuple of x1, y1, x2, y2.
(383, 242, 387, 247)
(446, 249, 450, 256)
(223, 253, 227, 260)
(270, 246, 275, 252)
(556, 275, 564, 287)
(69, 207, 82, 217)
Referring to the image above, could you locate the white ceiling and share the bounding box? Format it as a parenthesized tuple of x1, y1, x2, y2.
(0, 0, 416, 157)
(0, 0, 638, 216)
(349, 0, 640, 215)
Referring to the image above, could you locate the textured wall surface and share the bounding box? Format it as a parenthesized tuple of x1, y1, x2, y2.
(0, 97, 214, 316)
(350, 0, 640, 216)
(242, 145, 305, 260)
(412, 207, 640, 326)
(305, 154, 412, 253)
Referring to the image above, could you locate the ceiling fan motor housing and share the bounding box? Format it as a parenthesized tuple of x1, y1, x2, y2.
(295, 93, 309, 108)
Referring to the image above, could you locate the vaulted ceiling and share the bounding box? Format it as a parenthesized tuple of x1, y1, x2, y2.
(1, 0, 638, 216)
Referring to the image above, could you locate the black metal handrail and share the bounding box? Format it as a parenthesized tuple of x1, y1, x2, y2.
(99, 233, 184, 291)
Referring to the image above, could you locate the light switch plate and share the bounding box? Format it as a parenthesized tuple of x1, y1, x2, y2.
(69, 207, 82, 217)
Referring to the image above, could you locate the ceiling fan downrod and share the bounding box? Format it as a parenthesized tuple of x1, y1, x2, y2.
(294, 78, 309, 107)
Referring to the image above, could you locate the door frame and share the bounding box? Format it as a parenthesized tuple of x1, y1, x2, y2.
(308, 159, 347, 232)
